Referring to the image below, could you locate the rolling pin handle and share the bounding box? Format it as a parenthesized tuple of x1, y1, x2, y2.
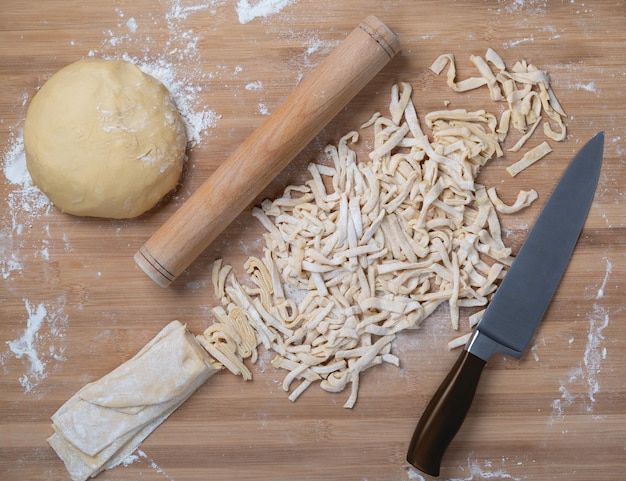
(135, 247, 176, 288)
(135, 16, 400, 286)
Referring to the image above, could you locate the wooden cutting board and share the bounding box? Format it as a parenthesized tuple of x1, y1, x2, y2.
(1, 1, 624, 480)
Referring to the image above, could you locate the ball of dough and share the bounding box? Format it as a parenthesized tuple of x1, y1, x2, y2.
(23, 59, 187, 219)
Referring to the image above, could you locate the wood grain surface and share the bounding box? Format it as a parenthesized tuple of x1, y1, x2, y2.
(1, 2, 624, 481)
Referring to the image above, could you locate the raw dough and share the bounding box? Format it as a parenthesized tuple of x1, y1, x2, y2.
(24, 59, 187, 218)
(48, 320, 219, 481)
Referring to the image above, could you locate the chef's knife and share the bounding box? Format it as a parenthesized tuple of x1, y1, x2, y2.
(406, 132, 605, 477)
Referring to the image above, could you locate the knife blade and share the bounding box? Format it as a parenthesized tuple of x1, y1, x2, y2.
(406, 131, 605, 477)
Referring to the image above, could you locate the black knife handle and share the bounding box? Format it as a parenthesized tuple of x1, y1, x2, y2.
(406, 349, 486, 477)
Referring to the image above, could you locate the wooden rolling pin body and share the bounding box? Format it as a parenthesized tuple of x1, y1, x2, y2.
(135, 16, 400, 286)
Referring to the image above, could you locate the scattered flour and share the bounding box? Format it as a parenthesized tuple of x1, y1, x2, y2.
(504, 35, 535, 48)
(551, 267, 611, 422)
(94, 2, 224, 147)
(4, 299, 68, 393)
(126, 17, 138, 34)
(496, 0, 549, 16)
(245, 80, 264, 91)
(236, 0, 299, 24)
(448, 454, 524, 481)
(128, 54, 222, 146)
(1, 251, 23, 280)
(582, 305, 610, 403)
(304, 36, 323, 56)
(572, 81, 598, 93)
(551, 304, 610, 422)
(166, 0, 224, 22)
(118, 449, 176, 480)
(3, 132, 29, 186)
(596, 258, 612, 299)
(1, 130, 52, 274)
(406, 468, 426, 480)
(120, 451, 142, 467)
(6, 302, 47, 388)
(257, 102, 271, 115)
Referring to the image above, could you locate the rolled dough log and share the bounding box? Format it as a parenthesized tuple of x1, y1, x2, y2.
(47, 320, 219, 481)
(23, 59, 187, 219)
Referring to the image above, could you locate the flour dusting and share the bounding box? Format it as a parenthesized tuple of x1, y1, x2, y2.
(121, 53, 221, 146)
(120, 452, 141, 467)
(126, 17, 138, 34)
(551, 302, 610, 420)
(1, 126, 62, 396)
(406, 468, 426, 480)
(504, 35, 535, 48)
(596, 258, 612, 299)
(118, 449, 176, 480)
(551, 258, 613, 420)
(166, 0, 224, 22)
(3, 132, 29, 186)
(582, 305, 610, 403)
(5, 299, 68, 393)
(245, 80, 264, 91)
(497, 0, 548, 16)
(94, 2, 223, 147)
(236, 0, 299, 24)
(1, 129, 52, 279)
(572, 81, 598, 93)
(448, 454, 524, 481)
(257, 102, 271, 115)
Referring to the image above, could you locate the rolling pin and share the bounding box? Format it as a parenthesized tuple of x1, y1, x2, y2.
(135, 15, 400, 287)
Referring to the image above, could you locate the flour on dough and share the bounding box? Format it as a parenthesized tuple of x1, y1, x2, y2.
(24, 59, 187, 219)
(47, 320, 218, 481)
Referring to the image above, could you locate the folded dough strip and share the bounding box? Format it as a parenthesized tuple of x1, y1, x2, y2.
(48, 321, 219, 481)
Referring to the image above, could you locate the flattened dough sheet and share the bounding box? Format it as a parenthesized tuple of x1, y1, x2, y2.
(48, 320, 219, 481)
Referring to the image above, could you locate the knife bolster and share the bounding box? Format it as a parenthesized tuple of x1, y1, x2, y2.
(466, 329, 523, 361)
